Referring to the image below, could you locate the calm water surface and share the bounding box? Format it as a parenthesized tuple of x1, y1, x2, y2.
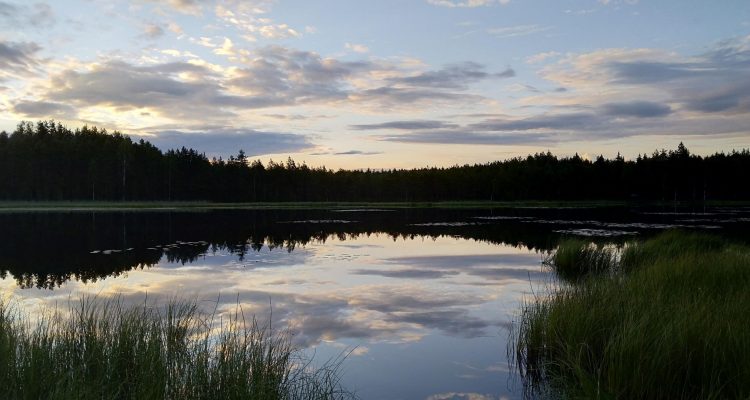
(1, 207, 749, 399)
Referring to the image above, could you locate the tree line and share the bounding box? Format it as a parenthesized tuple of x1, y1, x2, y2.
(1, 120, 748, 202)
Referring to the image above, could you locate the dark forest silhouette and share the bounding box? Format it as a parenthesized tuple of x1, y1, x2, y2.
(1, 120, 749, 202)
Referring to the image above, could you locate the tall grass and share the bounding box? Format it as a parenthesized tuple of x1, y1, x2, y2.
(516, 231, 750, 399)
(545, 239, 620, 281)
(0, 296, 354, 400)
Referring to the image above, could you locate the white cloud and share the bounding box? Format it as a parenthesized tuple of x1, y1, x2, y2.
(345, 42, 369, 54)
(159, 49, 198, 59)
(214, 2, 302, 40)
(167, 21, 184, 35)
(257, 24, 300, 39)
(144, 0, 209, 15)
(191, 36, 216, 48)
(161, 49, 183, 57)
(350, 346, 369, 356)
(526, 51, 561, 64)
(213, 37, 236, 56)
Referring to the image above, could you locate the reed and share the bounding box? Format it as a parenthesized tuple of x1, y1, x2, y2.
(545, 239, 619, 281)
(0, 296, 354, 400)
(516, 231, 750, 399)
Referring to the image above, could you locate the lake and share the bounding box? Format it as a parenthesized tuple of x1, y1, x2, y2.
(1, 206, 749, 399)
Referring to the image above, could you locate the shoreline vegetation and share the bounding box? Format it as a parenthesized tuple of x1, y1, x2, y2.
(1, 200, 749, 212)
(515, 231, 750, 399)
(0, 297, 353, 400)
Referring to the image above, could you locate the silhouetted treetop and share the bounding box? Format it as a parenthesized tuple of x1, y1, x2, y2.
(0, 120, 748, 202)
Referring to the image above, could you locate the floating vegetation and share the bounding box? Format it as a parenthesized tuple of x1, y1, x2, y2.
(552, 228, 638, 237)
(409, 222, 487, 227)
(529, 219, 722, 230)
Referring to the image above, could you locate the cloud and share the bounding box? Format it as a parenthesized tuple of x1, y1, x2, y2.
(155, 283, 499, 346)
(350, 120, 458, 130)
(24, 45, 507, 125)
(214, 2, 300, 41)
(387, 62, 514, 90)
(526, 51, 561, 64)
(378, 130, 552, 145)
(257, 24, 300, 39)
(227, 45, 372, 105)
(354, 268, 460, 279)
(147, 128, 315, 157)
(167, 21, 183, 34)
(332, 150, 382, 155)
(469, 113, 600, 131)
(0, 1, 55, 27)
(228, 49, 504, 108)
(144, 0, 209, 15)
(352, 86, 480, 107)
(388, 309, 490, 337)
(355, 254, 546, 281)
(427, 0, 509, 8)
(0, 40, 42, 79)
(309, 149, 382, 156)
(39, 57, 362, 118)
(44, 60, 250, 118)
(491, 35, 750, 143)
(143, 23, 165, 39)
(541, 35, 750, 117)
(263, 113, 328, 121)
(12, 100, 76, 118)
(487, 24, 551, 39)
(213, 37, 237, 57)
(345, 42, 369, 54)
(607, 60, 694, 84)
(33, 2, 54, 24)
(368, 94, 709, 146)
(384, 254, 541, 269)
(0, 1, 15, 18)
(602, 101, 672, 118)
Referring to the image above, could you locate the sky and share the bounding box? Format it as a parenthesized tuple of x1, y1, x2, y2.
(1, 0, 749, 168)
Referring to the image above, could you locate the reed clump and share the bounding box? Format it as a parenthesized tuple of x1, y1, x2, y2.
(545, 239, 619, 281)
(0, 296, 353, 400)
(516, 230, 750, 399)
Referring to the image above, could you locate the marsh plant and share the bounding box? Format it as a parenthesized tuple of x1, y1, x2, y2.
(0, 296, 354, 400)
(543, 239, 622, 281)
(516, 231, 750, 399)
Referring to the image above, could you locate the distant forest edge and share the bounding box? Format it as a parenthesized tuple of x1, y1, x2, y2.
(1, 120, 749, 202)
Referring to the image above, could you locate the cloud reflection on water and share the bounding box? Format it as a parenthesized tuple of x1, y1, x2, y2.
(1, 233, 550, 399)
